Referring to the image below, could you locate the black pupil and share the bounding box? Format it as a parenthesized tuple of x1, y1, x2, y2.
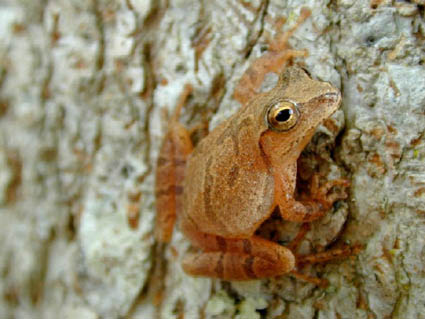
(275, 108, 292, 122)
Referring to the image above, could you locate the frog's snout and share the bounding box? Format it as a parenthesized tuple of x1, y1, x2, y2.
(323, 91, 342, 104)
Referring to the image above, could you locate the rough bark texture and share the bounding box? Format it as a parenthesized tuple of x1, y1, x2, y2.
(0, 0, 424, 318)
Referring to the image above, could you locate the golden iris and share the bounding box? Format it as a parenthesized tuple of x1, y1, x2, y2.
(267, 101, 299, 131)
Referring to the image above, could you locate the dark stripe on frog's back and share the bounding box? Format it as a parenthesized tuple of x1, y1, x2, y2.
(217, 115, 253, 157)
(203, 156, 228, 232)
(203, 135, 273, 236)
(227, 165, 239, 187)
(193, 107, 253, 158)
(215, 116, 241, 156)
(203, 157, 214, 219)
(202, 115, 257, 231)
(187, 122, 243, 234)
(192, 110, 253, 159)
(185, 106, 271, 236)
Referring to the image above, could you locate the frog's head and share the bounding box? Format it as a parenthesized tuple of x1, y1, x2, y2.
(257, 66, 341, 165)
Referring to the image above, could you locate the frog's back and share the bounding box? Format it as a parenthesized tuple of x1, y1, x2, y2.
(181, 112, 275, 238)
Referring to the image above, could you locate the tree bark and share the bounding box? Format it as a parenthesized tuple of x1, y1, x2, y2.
(0, 0, 424, 318)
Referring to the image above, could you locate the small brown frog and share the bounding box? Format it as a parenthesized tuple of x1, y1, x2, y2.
(155, 66, 355, 281)
(155, 8, 356, 282)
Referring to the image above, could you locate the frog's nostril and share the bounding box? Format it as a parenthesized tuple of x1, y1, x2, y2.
(323, 91, 341, 103)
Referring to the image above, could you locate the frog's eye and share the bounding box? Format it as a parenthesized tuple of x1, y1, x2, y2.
(267, 101, 299, 131)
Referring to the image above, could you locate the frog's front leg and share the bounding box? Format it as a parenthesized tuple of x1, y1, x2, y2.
(276, 165, 350, 223)
(181, 229, 295, 280)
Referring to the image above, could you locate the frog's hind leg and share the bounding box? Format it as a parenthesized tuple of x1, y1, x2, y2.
(181, 232, 295, 280)
(233, 8, 311, 106)
(286, 222, 311, 252)
(155, 84, 193, 243)
(268, 7, 311, 52)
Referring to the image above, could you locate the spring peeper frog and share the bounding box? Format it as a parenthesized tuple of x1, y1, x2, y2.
(155, 66, 351, 281)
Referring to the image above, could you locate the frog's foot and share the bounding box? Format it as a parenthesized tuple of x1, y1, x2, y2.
(181, 235, 295, 280)
(288, 244, 361, 287)
(278, 198, 328, 223)
(290, 270, 329, 288)
(278, 176, 350, 223)
(309, 174, 350, 210)
(296, 244, 362, 267)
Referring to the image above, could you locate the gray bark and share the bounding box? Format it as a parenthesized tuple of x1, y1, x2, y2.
(0, 0, 424, 318)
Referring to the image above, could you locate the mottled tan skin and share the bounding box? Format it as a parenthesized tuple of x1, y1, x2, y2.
(155, 67, 351, 281)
